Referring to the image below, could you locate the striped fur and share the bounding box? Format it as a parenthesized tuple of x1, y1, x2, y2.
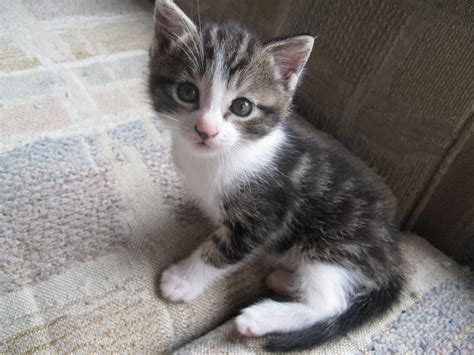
(149, 1, 404, 352)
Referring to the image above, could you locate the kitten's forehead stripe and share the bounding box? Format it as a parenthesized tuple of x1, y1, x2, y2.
(233, 33, 251, 67)
(216, 27, 226, 45)
(208, 48, 226, 117)
(209, 25, 219, 46)
(228, 36, 255, 80)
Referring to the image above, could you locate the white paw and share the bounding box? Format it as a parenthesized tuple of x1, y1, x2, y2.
(160, 264, 203, 303)
(235, 304, 274, 337)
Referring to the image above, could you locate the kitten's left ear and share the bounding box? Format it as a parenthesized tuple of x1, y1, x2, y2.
(264, 35, 315, 91)
(153, 0, 197, 51)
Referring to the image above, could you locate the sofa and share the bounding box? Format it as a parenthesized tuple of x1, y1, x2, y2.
(0, 0, 472, 352)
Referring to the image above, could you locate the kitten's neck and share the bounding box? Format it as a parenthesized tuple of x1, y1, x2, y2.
(171, 125, 286, 221)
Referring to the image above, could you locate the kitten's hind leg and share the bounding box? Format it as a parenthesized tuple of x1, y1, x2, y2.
(265, 269, 294, 295)
(236, 261, 361, 336)
(265, 250, 301, 295)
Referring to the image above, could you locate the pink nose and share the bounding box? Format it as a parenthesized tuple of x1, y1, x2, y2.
(194, 120, 218, 141)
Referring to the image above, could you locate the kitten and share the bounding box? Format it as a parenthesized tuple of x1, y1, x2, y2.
(148, 0, 404, 351)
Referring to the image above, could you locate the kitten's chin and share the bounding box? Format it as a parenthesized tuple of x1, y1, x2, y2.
(193, 141, 217, 154)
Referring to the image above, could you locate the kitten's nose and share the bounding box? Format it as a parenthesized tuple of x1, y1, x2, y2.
(194, 124, 218, 141)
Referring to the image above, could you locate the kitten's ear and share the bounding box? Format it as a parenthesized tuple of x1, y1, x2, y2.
(153, 0, 197, 50)
(265, 35, 315, 91)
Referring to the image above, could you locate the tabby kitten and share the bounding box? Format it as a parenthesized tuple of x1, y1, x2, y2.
(148, 0, 403, 351)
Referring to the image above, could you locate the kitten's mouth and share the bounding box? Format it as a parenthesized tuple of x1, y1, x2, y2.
(196, 140, 212, 149)
(193, 139, 220, 153)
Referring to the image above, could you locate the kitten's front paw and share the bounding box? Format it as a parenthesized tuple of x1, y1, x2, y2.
(160, 264, 202, 303)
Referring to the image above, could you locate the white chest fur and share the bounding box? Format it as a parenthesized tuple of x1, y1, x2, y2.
(171, 127, 285, 224)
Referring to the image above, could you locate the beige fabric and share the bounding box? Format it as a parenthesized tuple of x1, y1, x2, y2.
(0, 250, 266, 352)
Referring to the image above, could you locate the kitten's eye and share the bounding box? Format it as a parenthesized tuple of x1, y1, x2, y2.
(177, 82, 199, 103)
(230, 98, 253, 117)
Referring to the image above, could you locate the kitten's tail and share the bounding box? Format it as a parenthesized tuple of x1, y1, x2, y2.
(265, 277, 403, 352)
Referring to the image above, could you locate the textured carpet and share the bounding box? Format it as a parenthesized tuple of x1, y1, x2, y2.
(0, 0, 472, 353)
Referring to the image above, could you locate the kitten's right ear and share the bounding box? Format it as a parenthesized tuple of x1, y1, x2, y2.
(264, 35, 315, 92)
(153, 0, 197, 50)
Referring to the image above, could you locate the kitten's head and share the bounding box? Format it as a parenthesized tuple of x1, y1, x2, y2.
(148, 0, 314, 156)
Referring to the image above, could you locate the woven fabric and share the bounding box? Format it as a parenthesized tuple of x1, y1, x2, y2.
(413, 132, 474, 267)
(0, 0, 472, 353)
